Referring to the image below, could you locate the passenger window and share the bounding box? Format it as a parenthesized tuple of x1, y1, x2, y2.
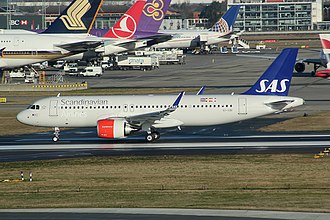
(31, 105, 35, 109)
(36, 105, 39, 110)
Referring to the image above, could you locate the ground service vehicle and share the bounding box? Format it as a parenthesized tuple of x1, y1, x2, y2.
(116, 56, 159, 71)
(79, 66, 103, 77)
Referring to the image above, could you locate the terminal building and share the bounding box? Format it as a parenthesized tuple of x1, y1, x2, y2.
(228, 0, 323, 32)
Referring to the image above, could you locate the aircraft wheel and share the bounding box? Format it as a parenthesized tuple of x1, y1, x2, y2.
(146, 134, 154, 142)
(52, 136, 59, 142)
(154, 131, 160, 140)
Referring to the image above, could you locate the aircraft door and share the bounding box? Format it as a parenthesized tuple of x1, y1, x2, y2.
(49, 100, 58, 116)
(238, 98, 247, 115)
(13, 37, 20, 46)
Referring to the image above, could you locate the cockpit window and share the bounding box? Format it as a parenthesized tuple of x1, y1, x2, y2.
(28, 105, 40, 110)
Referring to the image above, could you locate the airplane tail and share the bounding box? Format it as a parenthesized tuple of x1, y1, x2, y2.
(243, 48, 298, 96)
(136, 0, 171, 34)
(209, 5, 240, 33)
(319, 34, 330, 69)
(42, 0, 103, 34)
(103, 0, 146, 39)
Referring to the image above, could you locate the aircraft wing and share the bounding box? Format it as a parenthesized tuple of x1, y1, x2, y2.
(302, 58, 322, 65)
(55, 40, 103, 52)
(125, 92, 185, 127)
(135, 33, 173, 46)
(113, 33, 173, 48)
(237, 54, 322, 64)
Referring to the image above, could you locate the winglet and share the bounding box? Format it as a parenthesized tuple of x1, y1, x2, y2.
(209, 5, 240, 33)
(42, 0, 103, 34)
(196, 86, 206, 95)
(243, 48, 298, 96)
(172, 91, 185, 109)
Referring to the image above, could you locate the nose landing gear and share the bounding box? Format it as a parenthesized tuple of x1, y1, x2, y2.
(53, 127, 60, 142)
(145, 131, 160, 142)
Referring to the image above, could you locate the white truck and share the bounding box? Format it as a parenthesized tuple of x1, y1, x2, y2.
(116, 56, 159, 71)
(79, 66, 103, 77)
(134, 49, 185, 65)
(64, 63, 79, 75)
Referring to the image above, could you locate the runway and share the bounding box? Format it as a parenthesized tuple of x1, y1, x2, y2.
(0, 134, 329, 162)
(1, 208, 330, 220)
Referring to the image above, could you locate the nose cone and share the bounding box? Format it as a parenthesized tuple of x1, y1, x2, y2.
(17, 110, 28, 125)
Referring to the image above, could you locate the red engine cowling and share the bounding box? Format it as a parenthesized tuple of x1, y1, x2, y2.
(97, 119, 133, 139)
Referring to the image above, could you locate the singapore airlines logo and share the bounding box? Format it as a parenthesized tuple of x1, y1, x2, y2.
(210, 18, 230, 33)
(143, 0, 165, 21)
(60, 0, 91, 30)
(255, 79, 289, 93)
(112, 14, 137, 39)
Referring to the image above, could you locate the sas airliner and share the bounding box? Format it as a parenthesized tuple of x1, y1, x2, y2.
(17, 48, 304, 142)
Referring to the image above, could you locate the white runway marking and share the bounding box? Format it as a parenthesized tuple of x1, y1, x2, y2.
(0, 140, 329, 150)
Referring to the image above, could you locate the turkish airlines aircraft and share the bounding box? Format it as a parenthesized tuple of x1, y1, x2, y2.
(17, 48, 304, 142)
(94, 0, 172, 56)
(0, 0, 103, 69)
(152, 5, 241, 50)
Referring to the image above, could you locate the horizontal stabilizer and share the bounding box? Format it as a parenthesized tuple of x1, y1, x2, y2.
(55, 40, 103, 52)
(265, 100, 294, 111)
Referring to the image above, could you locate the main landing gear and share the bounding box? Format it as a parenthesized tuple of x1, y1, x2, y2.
(53, 127, 60, 142)
(145, 131, 160, 142)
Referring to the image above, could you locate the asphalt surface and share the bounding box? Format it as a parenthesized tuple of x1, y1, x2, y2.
(1, 50, 330, 218)
(1, 208, 330, 220)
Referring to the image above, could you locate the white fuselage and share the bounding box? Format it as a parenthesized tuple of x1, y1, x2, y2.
(0, 33, 100, 68)
(153, 30, 229, 49)
(17, 94, 304, 129)
(0, 32, 149, 68)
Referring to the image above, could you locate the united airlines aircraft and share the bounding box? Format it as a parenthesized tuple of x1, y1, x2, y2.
(153, 6, 241, 50)
(17, 49, 304, 142)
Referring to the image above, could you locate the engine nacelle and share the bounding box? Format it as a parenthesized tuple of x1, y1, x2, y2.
(295, 62, 305, 73)
(97, 119, 133, 139)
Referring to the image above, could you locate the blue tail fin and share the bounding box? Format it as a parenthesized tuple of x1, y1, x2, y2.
(209, 5, 240, 33)
(243, 48, 298, 96)
(42, 0, 103, 34)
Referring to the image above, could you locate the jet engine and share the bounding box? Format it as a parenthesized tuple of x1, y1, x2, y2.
(294, 62, 305, 73)
(97, 119, 134, 139)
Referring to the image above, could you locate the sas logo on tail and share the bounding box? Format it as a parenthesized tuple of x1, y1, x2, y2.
(60, 0, 91, 30)
(143, 0, 165, 21)
(255, 79, 289, 93)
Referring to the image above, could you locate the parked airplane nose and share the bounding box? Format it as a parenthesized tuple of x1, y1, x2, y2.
(16, 111, 29, 124)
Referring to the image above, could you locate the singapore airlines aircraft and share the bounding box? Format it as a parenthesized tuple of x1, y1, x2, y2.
(152, 5, 241, 50)
(0, 0, 103, 69)
(17, 48, 304, 142)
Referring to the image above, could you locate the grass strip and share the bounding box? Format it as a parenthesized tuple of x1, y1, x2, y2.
(0, 154, 329, 211)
